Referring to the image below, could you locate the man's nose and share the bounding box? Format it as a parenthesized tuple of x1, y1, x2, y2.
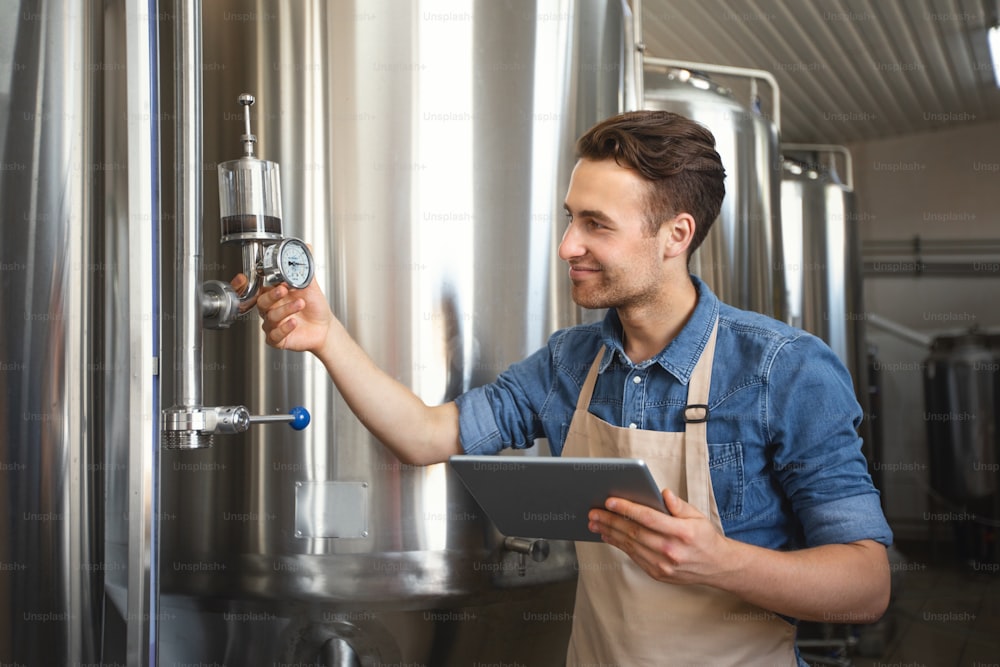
(558, 222, 582, 261)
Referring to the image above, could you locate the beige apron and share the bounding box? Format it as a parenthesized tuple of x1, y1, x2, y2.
(564, 321, 798, 666)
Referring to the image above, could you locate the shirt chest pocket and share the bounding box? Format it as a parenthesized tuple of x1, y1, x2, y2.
(708, 442, 745, 520)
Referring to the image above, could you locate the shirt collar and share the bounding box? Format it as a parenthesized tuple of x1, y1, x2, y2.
(598, 275, 720, 385)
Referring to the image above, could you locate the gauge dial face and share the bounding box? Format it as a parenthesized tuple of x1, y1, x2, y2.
(277, 239, 314, 289)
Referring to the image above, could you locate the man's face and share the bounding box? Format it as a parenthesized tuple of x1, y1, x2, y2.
(559, 158, 668, 311)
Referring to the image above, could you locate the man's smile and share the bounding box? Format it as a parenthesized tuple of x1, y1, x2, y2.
(568, 263, 602, 280)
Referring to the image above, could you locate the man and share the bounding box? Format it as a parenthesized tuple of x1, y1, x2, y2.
(248, 110, 892, 665)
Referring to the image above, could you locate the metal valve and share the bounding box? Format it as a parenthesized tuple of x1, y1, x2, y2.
(201, 279, 241, 329)
(238, 93, 257, 157)
(165, 93, 315, 448)
(503, 536, 550, 576)
(162, 405, 311, 449)
(164, 89, 314, 449)
(209, 92, 315, 330)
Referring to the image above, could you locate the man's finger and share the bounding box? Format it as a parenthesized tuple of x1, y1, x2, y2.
(263, 298, 305, 326)
(662, 488, 703, 519)
(256, 284, 288, 312)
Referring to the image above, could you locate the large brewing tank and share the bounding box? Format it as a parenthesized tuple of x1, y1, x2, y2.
(0, 2, 157, 664)
(780, 151, 864, 375)
(780, 150, 872, 454)
(0, 5, 106, 662)
(780, 151, 876, 458)
(157, 1, 625, 664)
(923, 331, 998, 502)
(642, 68, 786, 321)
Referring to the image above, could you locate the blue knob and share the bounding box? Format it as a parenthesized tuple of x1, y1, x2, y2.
(289, 406, 311, 430)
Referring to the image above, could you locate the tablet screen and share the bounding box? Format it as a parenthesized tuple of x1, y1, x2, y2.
(449, 455, 667, 542)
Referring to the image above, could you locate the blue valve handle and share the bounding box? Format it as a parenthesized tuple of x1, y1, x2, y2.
(246, 406, 311, 430)
(289, 406, 310, 430)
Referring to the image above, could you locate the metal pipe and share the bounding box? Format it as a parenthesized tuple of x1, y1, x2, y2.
(782, 143, 853, 191)
(863, 237, 1000, 255)
(863, 260, 1000, 277)
(160, 0, 215, 449)
(623, 0, 644, 109)
(862, 235, 1000, 277)
(124, 0, 160, 663)
(867, 314, 934, 348)
(174, 0, 204, 410)
(643, 55, 781, 132)
(237, 241, 263, 302)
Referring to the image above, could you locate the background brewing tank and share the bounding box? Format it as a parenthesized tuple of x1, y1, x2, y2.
(923, 332, 998, 502)
(158, 1, 625, 663)
(642, 67, 786, 321)
(780, 152, 864, 376)
(779, 151, 873, 458)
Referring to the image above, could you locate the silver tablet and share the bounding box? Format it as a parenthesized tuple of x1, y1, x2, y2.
(449, 455, 667, 542)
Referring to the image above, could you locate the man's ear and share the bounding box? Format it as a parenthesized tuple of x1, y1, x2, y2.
(660, 212, 696, 260)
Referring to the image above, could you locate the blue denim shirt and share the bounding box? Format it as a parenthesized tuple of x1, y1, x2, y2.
(456, 276, 893, 551)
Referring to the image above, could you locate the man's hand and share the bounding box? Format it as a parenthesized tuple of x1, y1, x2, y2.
(232, 273, 334, 354)
(589, 488, 891, 623)
(587, 488, 735, 585)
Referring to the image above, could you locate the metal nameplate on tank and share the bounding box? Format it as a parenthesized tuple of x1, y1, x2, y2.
(294, 481, 369, 539)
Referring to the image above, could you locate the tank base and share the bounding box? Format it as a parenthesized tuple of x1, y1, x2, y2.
(157, 579, 577, 666)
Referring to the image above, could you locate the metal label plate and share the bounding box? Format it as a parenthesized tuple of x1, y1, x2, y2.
(294, 481, 369, 538)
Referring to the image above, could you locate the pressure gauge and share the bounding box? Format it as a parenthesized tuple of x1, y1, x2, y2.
(262, 238, 315, 289)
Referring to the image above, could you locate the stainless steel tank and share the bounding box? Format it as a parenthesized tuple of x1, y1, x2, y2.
(0, 1, 158, 664)
(642, 67, 786, 320)
(780, 151, 863, 373)
(0, 5, 104, 661)
(780, 149, 872, 455)
(923, 332, 998, 502)
(157, 1, 625, 664)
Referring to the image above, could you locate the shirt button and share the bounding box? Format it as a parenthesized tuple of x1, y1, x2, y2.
(632, 376, 642, 384)
(628, 423, 638, 429)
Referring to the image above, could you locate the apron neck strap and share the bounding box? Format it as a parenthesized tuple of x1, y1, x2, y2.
(576, 346, 605, 412)
(685, 319, 719, 412)
(683, 318, 720, 516)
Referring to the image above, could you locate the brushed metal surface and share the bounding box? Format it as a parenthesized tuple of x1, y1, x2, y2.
(780, 151, 865, 380)
(0, 1, 159, 663)
(156, 2, 623, 662)
(644, 68, 787, 320)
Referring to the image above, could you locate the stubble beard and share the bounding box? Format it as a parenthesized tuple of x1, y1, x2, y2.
(569, 266, 662, 312)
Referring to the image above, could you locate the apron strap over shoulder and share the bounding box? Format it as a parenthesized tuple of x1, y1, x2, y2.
(682, 318, 719, 518)
(575, 345, 606, 413)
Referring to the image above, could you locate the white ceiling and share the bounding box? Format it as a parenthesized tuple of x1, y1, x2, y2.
(638, 0, 1000, 145)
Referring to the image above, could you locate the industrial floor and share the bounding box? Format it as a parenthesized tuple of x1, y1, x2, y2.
(803, 539, 1000, 667)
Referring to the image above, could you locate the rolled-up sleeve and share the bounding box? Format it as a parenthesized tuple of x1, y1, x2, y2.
(455, 344, 554, 456)
(797, 494, 894, 547)
(766, 334, 893, 548)
(455, 386, 505, 455)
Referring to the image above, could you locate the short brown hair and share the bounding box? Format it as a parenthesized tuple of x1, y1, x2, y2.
(576, 110, 725, 257)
